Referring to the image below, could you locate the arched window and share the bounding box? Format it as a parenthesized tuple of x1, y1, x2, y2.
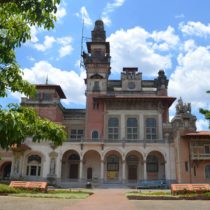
(26, 155, 42, 176)
(107, 155, 119, 171)
(127, 118, 138, 140)
(108, 118, 119, 140)
(146, 118, 157, 140)
(68, 154, 80, 161)
(146, 155, 158, 173)
(92, 130, 99, 140)
(205, 165, 210, 179)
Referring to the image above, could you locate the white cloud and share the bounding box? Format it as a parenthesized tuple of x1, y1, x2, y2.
(14, 61, 86, 105)
(32, 35, 73, 58)
(76, 6, 93, 26)
(59, 45, 73, 58)
(57, 36, 73, 57)
(175, 14, 185, 19)
(30, 26, 44, 43)
(169, 45, 210, 111)
(196, 119, 209, 131)
(56, 4, 67, 21)
(107, 27, 172, 75)
(102, 0, 125, 26)
(57, 36, 72, 45)
(27, 56, 35, 62)
(151, 26, 180, 51)
(34, 36, 56, 51)
(179, 21, 210, 38)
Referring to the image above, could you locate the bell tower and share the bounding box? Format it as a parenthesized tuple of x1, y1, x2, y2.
(83, 20, 111, 94)
(83, 20, 111, 139)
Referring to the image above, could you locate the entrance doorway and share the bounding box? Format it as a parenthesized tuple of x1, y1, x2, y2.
(107, 155, 119, 181)
(128, 165, 137, 180)
(126, 155, 139, 181)
(87, 167, 92, 180)
(69, 164, 79, 179)
(68, 153, 80, 179)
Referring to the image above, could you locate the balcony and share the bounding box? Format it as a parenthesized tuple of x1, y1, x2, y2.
(66, 138, 166, 144)
(191, 153, 210, 160)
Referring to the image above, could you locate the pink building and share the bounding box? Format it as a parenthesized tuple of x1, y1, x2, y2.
(0, 20, 210, 187)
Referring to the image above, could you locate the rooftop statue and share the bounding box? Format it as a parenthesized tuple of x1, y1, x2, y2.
(176, 97, 191, 114)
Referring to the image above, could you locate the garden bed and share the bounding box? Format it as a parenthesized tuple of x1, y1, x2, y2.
(127, 191, 210, 200)
(0, 184, 93, 199)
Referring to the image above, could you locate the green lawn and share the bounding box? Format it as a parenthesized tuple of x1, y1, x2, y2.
(127, 190, 210, 199)
(0, 184, 92, 199)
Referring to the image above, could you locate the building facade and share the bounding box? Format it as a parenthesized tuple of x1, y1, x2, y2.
(0, 20, 210, 186)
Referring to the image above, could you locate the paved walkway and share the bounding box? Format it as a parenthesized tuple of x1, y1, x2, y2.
(63, 189, 136, 210)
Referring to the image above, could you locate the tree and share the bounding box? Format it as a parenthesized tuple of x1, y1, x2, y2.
(0, 104, 66, 149)
(200, 91, 210, 129)
(0, 0, 67, 149)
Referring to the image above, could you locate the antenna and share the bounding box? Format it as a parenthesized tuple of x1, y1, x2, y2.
(80, 18, 85, 68)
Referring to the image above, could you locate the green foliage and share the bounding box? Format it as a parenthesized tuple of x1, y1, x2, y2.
(0, 184, 92, 199)
(0, 0, 60, 97)
(0, 184, 20, 193)
(0, 0, 67, 148)
(0, 104, 67, 149)
(199, 91, 210, 129)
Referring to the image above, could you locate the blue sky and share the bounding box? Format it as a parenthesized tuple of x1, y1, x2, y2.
(1, 0, 210, 130)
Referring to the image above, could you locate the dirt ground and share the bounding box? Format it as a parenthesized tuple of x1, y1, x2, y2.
(0, 196, 79, 210)
(131, 200, 210, 210)
(1, 192, 210, 210)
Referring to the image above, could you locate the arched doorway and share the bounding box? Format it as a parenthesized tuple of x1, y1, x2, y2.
(107, 155, 119, 181)
(0, 162, 11, 179)
(83, 150, 101, 182)
(126, 151, 143, 182)
(69, 154, 80, 179)
(61, 150, 80, 180)
(146, 151, 165, 180)
(104, 150, 122, 182)
(126, 155, 139, 181)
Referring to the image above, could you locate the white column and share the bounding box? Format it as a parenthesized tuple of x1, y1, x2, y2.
(158, 113, 163, 140)
(79, 160, 83, 182)
(56, 154, 62, 179)
(100, 160, 104, 182)
(139, 114, 144, 140)
(121, 114, 125, 139)
(143, 160, 147, 180)
(122, 160, 126, 183)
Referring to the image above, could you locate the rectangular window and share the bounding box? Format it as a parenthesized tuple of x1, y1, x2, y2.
(145, 118, 157, 140)
(147, 163, 158, 173)
(70, 129, 84, 140)
(30, 166, 37, 176)
(43, 93, 52, 101)
(108, 118, 119, 140)
(127, 118, 138, 140)
(185, 161, 188, 172)
(193, 166, 196, 176)
(204, 145, 210, 153)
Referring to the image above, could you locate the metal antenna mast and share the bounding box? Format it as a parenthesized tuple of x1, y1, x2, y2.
(80, 18, 85, 68)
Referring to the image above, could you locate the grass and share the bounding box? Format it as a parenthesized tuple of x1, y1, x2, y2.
(0, 184, 92, 199)
(127, 190, 171, 197)
(127, 190, 210, 199)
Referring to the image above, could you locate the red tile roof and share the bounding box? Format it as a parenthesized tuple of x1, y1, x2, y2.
(183, 131, 210, 137)
(35, 84, 66, 99)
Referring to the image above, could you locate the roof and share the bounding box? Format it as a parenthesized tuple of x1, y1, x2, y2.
(11, 144, 31, 152)
(35, 84, 66, 99)
(183, 131, 210, 138)
(94, 95, 176, 107)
